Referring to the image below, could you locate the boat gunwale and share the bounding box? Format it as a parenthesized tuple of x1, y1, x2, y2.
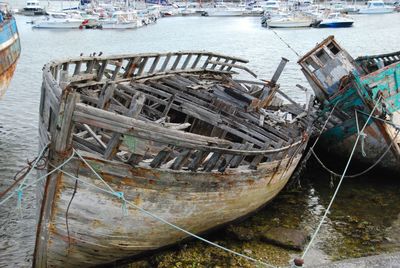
(43, 51, 249, 69)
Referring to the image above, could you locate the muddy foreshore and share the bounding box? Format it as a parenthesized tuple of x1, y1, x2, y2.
(117, 158, 400, 268)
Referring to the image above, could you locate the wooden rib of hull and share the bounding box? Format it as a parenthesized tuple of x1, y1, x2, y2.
(37, 150, 302, 267)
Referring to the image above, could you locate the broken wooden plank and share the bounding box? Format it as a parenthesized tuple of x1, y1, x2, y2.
(150, 146, 173, 168)
(171, 149, 192, 170)
(103, 93, 146, 159)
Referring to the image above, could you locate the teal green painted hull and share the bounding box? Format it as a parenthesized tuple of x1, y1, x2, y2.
(318, 61, 400, 170)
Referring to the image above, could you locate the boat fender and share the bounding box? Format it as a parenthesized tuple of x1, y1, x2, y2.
(291, 258, 304, 267)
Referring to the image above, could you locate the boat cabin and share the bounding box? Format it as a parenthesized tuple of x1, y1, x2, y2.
(261, 0, 281, 10)
(24, 0, 42, 10)
(0, 2, 10, 19)
(298, 36, 359, 101)
(366, 0, 387, 8)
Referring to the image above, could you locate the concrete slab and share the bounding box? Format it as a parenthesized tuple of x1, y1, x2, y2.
(308, 252, 400, 268)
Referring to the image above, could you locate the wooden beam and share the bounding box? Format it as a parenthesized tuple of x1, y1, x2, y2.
(103, 93, 146, 159)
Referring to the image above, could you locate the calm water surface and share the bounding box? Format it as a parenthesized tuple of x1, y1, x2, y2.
(0, 12, 400, 267)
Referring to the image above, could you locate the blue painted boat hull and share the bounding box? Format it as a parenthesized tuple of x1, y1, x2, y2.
(0, 17, 21, 98)
(318, 22, 354, 28)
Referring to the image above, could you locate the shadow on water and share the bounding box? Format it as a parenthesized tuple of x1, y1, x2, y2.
(121, 158, 400, 267)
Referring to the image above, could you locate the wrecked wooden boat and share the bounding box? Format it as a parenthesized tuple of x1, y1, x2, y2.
(0, 3, 21, 98)
(299, 36, 400, 171)
(34, 51, 313, 267)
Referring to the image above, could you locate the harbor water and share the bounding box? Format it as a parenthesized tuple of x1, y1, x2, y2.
(1, 11, 400, 267)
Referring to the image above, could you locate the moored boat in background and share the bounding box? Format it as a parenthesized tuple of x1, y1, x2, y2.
(32, 11, 84, 29)
(299, 36, 400, 171)
(358, 0, 394, 14)
(99, 10, 141, 29)
(0, 3, 21, 98)
(33, 51, 314, 267)
(20, 0, 46, 16)
(266, 13, 314, 28)
(315, 12, 354, 27)
(202, 4, 245, 16)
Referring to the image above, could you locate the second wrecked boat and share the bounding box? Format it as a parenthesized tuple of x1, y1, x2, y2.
(299, 36, 400, 171)
(34, 51, 314, 267)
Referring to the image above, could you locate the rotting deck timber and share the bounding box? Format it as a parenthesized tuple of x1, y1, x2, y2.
(34, 51, 313, 267)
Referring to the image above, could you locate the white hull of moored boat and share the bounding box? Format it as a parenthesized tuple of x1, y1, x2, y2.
(358, 0, 395, 14)
(33, 19, 83, 29)
(99, 21, 139, 29)
(203, 8, 244, 16)
(358, 7, 394, 14)
(267, 20, 312, 28)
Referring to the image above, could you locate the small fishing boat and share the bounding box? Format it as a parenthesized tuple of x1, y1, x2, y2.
(34, 52, 313, 267)
(358, 0, 394, 14)
(315, 12, 354, 27)
(299, 36, 400, 171)
(33, 12, 84, 29)
(202, 4, 245, 16)
(261, 0, 282, 11)
(266, 13, 313, 28)
(20, 0, 46, 16)
(0, 3, 21, 98)
(99, 11, 141, 29)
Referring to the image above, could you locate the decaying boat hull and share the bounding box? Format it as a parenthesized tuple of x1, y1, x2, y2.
(320, 123, 400, 170)
(299, 36, 400, 171)
(35, 151, 302, 267)
(34, 51, 313, 267)
(0, 60, 17, 98)
(0, 16, 21, 98)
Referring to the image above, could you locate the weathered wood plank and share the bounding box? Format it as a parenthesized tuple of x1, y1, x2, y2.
(83, 124, 107, 149)
(54, 92, 80, 152)
(230, 142, 253, 168)
(104, 93, 146, 160)
(150, 146, 173, 168)
(96, 60, 108, 81)
(171, 149, 192, 170)
(160, 54, 172, 72)
(249, 141, 271, 170)
(188, 150, 208, 171)
(181, 54, 192, 69)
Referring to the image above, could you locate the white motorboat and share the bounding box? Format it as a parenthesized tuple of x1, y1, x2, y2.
(329, 1, 346, 12)
(358, 0, 394, 14)
(316, 12, 354, 27)
(99, 11, 140, 29)
(202, 4, 245, 16)
(243, 5, 264, 16)
(32, 12, 84, 29)
(261, 0, 281, 11)
(21, 0, 46, 16)
(266, 14, 313, 28)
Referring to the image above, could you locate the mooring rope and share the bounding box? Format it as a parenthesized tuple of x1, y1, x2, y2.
(0, 151, 76, 207)
(270, 29, 301, 58)
(301, 96, 382, 260)
(14, 144, 49, 213)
